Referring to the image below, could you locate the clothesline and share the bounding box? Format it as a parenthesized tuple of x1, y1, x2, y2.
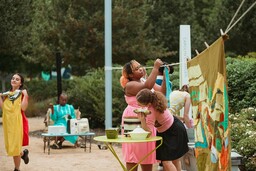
(105, 62, 180, 70)
(196, 1, 255, 57)
(225, 0, 256, 34)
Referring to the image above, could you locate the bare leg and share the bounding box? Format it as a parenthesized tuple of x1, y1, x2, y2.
(13, 156, 21, 170)
(162, 161, 177, 171)
(172, 159, 181, 171)
(74, 140, 79, 148)
(126, 162, 138, 171)
(56, 136, 65, 142)
(141, 164, 153, 171)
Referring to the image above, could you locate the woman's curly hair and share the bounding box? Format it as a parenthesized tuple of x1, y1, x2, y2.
(136, 88, 167, 113)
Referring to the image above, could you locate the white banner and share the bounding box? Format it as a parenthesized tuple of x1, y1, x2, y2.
(179, 25, 192, 120)
(179, 25, 191, 88)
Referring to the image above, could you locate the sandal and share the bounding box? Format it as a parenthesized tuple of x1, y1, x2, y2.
(57, 141, 63, 149)
(51, 142, 59, 149)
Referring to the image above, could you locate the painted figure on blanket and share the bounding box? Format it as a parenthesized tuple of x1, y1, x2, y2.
(0, 73, 30, 171)
(50, 93, 78, 149)
(120, 59, 166, 171)
(136, 88, 189, 171)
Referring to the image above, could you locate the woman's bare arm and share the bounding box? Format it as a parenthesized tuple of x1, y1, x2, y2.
(0, 93, 3, 109)
(21, 89, 29, 111)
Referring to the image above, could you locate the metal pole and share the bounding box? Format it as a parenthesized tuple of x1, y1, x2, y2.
(105, 0, 112, 129)
(56, 52, 62, 103)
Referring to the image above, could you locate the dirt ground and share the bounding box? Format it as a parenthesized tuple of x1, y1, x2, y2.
(0, 117, 160, 171)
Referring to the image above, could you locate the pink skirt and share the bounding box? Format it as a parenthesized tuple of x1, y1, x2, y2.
(122, 105, 157, 164)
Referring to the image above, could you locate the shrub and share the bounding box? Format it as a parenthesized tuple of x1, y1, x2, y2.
(226, 57, 256, 113)
(230, 108, 256, 171)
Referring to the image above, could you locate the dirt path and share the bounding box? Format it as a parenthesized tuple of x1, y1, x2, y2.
(0, 117, 159, 171)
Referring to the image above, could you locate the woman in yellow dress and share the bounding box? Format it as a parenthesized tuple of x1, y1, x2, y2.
(0, 73, 29, 171)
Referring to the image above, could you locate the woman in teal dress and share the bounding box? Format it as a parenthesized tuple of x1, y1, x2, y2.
(50, 93, 78, 149)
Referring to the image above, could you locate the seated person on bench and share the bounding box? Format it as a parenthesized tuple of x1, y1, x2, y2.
(50, 93, 78, 149)
(44, 104, 81, 131)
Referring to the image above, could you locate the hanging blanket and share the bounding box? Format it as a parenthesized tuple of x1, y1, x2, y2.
(187, 36, 231, 171)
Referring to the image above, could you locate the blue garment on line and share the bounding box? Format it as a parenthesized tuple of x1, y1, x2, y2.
(155, 67, 172, 107)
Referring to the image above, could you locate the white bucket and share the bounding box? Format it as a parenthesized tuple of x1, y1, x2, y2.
(123, 117, 141, 133)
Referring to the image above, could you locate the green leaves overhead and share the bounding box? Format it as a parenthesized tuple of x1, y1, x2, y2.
(0, 0, 255, 76)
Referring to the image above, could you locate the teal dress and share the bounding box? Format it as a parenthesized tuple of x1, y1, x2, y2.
(50, 104, 78, 144)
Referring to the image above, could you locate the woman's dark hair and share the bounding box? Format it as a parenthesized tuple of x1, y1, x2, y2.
(123, 61, 133, 81)
(123, 60, 138, 81)
(16, 73, 24, 89)
(180, 85, 189, 93)
(120, 60, 139, 88)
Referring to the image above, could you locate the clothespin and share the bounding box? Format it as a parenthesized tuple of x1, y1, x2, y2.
(204, 42, 209, 48)
(195, 49, 199, 55)
(220, 29, 225, 36)
(220, 28, 229, 40)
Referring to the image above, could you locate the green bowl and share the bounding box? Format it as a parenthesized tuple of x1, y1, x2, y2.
(105, 128, 119, 139)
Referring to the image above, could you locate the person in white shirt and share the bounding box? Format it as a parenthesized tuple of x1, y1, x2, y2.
(169, 85, 193, 128)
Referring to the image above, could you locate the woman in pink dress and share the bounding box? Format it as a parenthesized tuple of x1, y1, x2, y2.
(120, 59, 165, 171)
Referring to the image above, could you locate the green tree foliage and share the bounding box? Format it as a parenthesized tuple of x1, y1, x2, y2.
(24, 0, 167, 76)
(0, 0, 43, 90)
(0, 0, 31, 55)
(223, 0, 256, 55)
(112, 0, 167, 63)
(0, 1, 33, 75)
(145, 0, 256, 61)
(1, 0, 255, 77)
(146, 0, 196, 58)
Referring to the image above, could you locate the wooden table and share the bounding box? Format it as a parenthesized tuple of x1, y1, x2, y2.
(94, 135, 162, 171)
(41, 132, 95, 155)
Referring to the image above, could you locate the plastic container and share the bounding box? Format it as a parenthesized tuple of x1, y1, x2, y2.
(105, 128, 119, 139)
(123, 117, 141, 133)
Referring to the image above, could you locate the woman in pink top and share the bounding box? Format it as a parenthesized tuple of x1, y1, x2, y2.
(136, 88, 189, 171)
(120, 59, 165, 171)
